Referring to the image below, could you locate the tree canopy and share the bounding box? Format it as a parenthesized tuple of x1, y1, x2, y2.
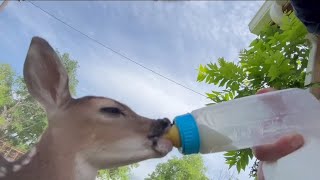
(197, 12, 310, 177)
(146, 155, 208, 180)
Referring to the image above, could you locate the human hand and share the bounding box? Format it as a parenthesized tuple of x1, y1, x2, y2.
(252, 88, 305, 180)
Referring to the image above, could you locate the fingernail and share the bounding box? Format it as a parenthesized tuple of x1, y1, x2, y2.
(256, 88, 276, 94)
(290, 135, 304, 149)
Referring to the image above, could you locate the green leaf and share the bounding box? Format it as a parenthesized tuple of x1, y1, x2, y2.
(0, 116, 5, 127)
(249, 151, 254, 159)
(197, 72, 206, 82)
(220, 79, 228, 87)
(236, 161, 241, 173)
(224, 151, 236, 156)
(228, 161, 237, 169)
(243, 154, 249, 170)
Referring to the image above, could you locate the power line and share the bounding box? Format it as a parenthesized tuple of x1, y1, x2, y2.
(26, 1, 207, 98)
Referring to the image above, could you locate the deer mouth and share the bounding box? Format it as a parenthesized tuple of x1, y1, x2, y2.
(148, 118, 173, 156)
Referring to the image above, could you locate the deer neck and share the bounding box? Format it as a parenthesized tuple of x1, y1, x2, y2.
(2, 131, 98, 180)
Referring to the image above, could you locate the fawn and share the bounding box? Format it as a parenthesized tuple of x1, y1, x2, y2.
(0, 37, 173, 180)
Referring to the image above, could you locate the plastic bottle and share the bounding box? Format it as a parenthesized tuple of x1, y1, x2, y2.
(164, 88, 320, 155)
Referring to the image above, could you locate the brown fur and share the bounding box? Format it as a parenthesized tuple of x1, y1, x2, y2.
(0, 37, 172, 180)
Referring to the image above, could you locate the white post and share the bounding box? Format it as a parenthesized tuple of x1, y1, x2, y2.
(305, 35, 320, 99)
(269, 1, 284, 26)
(305, 34, 318, 85)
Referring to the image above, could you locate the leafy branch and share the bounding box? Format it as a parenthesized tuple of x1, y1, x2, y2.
(197, 12, 309, 176)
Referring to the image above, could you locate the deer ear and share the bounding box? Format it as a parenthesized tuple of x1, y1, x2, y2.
(23, 37, 71, 110)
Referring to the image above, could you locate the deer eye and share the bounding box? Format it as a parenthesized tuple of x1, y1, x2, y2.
(100, 107, 123, 115)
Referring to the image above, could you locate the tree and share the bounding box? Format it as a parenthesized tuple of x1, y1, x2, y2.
(97, 164, 139, 180)
(196, 12, 310, 177)
(0, 64, 14, 107)
(0, 64, 14, 132)
(0, 51, 79, 150)
(57, 50, 79, 96)
(146, 154, 208, 180)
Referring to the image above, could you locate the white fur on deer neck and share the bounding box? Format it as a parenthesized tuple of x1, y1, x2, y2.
(12, 165, 22, 172)
(0, 147, 37, 178)
(75, 154, 97, 180)
(21, 147, 37, 166)
(0, 166, 7, 178)
(12, 147, 37, 174)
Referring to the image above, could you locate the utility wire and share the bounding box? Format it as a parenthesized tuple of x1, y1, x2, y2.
(27, 1, 207, 98)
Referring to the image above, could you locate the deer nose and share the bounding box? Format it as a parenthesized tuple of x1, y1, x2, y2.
(157, 118, 171, 129)
(148, 118, 172, 139)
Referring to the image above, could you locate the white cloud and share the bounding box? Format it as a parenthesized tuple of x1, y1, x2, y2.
(6, 2, 58, 44)
(78, 49, 210, 119)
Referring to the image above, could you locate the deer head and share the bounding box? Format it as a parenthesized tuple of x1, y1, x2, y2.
(0, 37, 173, 180)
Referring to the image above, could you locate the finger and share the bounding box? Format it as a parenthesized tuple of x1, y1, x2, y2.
(256, 87, 277, 94)
(252, 133, 304, 161)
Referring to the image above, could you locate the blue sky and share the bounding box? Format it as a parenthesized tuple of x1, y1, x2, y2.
(0, 1, 264, 179)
